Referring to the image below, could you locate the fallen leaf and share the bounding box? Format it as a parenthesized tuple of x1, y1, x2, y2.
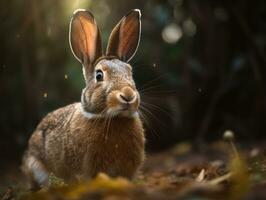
(196, 169, 205, 182)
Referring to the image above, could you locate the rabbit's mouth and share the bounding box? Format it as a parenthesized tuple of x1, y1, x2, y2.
(107, 105, 138, 118)
(120, 105, 138, 116)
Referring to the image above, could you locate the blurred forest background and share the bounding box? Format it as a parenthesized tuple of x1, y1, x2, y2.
(1, 0, 266, 166)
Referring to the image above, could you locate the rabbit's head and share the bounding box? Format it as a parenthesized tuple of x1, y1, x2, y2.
(69, 9, 141, 118)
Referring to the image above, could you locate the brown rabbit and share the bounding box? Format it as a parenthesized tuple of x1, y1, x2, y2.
(22, 9, 145, 189)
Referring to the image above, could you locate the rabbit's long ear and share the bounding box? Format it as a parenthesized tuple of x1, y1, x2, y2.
(69, 9, 102, 74)
(106, 9, 141, 62)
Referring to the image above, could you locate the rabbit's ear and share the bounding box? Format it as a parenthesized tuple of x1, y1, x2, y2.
(69, 9, 102, 74)
(106, 9, 141, 62)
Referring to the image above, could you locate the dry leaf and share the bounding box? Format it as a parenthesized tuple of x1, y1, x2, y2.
(196, 169, 205, 182)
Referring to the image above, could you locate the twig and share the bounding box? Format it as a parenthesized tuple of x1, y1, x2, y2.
(208, 172, 232, 185)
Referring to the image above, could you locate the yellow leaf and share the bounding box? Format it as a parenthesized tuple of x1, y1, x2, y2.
(22, 173, 132, 200)
(229, 154, 250, 200)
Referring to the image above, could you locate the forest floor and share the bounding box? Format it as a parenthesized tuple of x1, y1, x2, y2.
(1, 138, 266, 200)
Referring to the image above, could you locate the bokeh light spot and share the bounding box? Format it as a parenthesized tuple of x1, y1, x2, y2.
(162, 23, 182, 44)
(183, 19, 197, 37)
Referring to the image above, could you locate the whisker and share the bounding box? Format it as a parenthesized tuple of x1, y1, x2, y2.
(138, 73, 169, 91)
(138, 110, 160, 138)
(138, 84, 164, 93)
(141, 101, 172, 118)
(105, 114, 113, 142)
(140, 105, 167, 128)
(140, 89, 178, 96)
(103, 113, 111, 142)
(91, 108, 108, 129)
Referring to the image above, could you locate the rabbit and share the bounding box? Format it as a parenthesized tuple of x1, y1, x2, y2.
(22, 9, 145, 189)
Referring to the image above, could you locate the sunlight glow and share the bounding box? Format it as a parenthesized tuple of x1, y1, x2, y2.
(64, 0, 92, 16)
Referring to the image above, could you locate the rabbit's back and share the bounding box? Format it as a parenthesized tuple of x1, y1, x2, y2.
(24, 103, 80, 180)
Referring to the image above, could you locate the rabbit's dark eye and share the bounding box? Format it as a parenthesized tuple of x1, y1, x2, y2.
(95, 70, 104, 82)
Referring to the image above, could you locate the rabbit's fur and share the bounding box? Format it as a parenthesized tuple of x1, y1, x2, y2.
(22, 9, 145, 189)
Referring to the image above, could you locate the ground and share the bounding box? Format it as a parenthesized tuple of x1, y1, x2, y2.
(1, 139, 266, 200)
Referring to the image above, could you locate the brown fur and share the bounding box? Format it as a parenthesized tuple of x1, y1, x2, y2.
(23, 103, 144, 184)
(22, 9, 145, 189)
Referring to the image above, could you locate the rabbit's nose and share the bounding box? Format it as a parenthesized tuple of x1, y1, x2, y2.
(118, 93, 136, 104)
(120, 94, 130, 102)
(118, 87, 136, 104)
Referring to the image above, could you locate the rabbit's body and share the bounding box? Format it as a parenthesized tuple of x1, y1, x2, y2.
(22, 9, 145, 189)
(23, 103, 144, 185)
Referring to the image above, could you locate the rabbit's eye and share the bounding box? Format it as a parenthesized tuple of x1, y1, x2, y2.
(95, 70, 104, 82)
